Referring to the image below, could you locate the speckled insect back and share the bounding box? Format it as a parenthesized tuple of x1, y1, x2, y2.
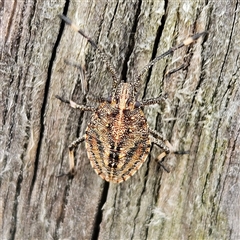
(57, 14, 206, 183)
(85, 83, 151, 183)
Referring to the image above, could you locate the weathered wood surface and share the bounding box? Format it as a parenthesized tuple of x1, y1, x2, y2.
(1, 0, 239, 239)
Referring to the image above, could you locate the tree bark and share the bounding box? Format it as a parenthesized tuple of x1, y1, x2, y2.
(1, 0, 240, 239)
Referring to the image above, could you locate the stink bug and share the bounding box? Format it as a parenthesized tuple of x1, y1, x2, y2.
(57, 14, 206, 183)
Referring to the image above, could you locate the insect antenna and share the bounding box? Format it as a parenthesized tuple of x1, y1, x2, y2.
(133, 32, 207, 93)
(59, 14, 120, 92)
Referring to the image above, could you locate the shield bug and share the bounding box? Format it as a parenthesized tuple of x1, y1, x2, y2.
(57, 14, 206, 183)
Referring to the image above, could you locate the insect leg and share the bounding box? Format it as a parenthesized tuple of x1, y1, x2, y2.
(165, 63, 187, 77)
(139, 95, 167, 107)
(86, 95, 112, 103)
(150, 128, 189, 172)
(165, 48, 193, 78)
(56, 95, 96, 111)
(149, 128, 172, 172)
(150, 129, 170, 154)
(150, 128, 190, 156)
(68, 136, 85, 175)
(150, 133, 171, 172)
(57, 136, 85, 177)
(149, 128, 166, 141)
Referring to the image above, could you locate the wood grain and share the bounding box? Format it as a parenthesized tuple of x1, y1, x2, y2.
(1, 0, 239, 239)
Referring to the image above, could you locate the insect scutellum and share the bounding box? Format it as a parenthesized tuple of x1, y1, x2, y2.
(56, 14, 206, 183)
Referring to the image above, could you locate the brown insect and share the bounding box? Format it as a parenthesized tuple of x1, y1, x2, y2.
(57, 14, 206, 183)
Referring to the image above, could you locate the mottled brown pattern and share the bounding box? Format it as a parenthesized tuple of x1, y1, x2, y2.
(57, 14, 206, 183)
(85, 88, 151, 183)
